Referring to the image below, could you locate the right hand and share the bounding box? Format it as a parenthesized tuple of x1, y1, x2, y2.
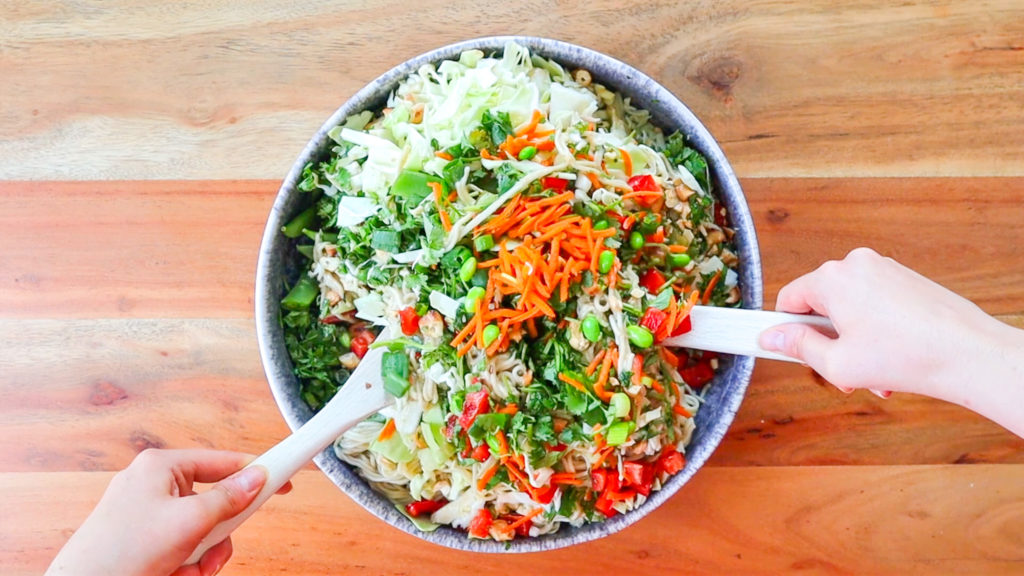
(758, 248, 1018, 412)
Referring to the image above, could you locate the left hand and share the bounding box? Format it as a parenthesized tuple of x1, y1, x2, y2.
(46, 449, 291, 576)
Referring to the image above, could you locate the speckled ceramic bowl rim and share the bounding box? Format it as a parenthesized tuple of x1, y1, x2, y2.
(255, 36, 762, 553)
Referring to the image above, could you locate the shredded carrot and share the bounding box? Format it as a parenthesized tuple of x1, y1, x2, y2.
(495, 429, 510, 457)
(659, 346, 680, 369)
(550, 473, 584, 486)
(507, 507, 545, 531)
(593, 445, 615, 469)
(619, 148, 633, 177)
(593, 349, 615, 402)
(376, 419, 396, 442)
(558, 373, 590, 395)
(585, 172, 603, 190)
(702, 270, 722, 305)
(435, 150, 454, 161)
(429, 181, 452, 232)
(553, 418, 568, 434)
(621, 190, 662, 202)
(668, 244, 689, 253)
(671, 382, 693, 417)
(498, 403, 519, 416)
(515, 109, 544, 137)
(585, 349, 607, 377)
(631, 354, 645, 386)
(477, 463, 500, 491)
(651, 379, 665, 393)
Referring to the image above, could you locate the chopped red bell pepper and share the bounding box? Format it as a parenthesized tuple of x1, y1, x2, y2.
(468, 508, 493, 538)
(627, 174, 661, 192)
(531, 483, 558, 505)
(398, 306, 420, 336)
(590, 468, 620, 494)
(470, 442, 491, 462)
(594, 493, 618, 518)
(639, 268, 667, 294)
(405, 498, 447, 518)
(658, 446, 685, 475)
(542, 176, 570, 191)
(639, 307, 668, 338)
(672, 313, 693, 336)
(679, 360, 715, 388)
(349, 330, 375, 359)
(622, 461, 656, 497)
(444, 414, 458, 441)
(459, 390, 490, 429)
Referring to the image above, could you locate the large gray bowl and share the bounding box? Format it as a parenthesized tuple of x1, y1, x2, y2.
(255, 36, 762, 553)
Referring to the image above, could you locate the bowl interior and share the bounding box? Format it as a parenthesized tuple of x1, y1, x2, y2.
(255, 36, 762, 552)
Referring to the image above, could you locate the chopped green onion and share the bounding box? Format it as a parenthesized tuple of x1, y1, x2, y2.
(392, 169, 438, 205)
(371, 230, 401, 252)
(281, 276, 318, 311)
(459, 256, 478, 283)
(517, 145, 537, 160)
(581, 314, 602, 342)
(605, 421, 635, 446)
(610, 392, 631, 419)
(281, 206, 316, 238)
(598, 250, 615, 274)
(381, 351, 410, 398)
(465, 286, 486, 313)
(626, 324, 654, 349)
(474, 234, 495, 252)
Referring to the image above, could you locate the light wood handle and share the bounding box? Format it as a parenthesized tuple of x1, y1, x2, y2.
(185, 336, 392, 565)
(660, 306, 836, 363)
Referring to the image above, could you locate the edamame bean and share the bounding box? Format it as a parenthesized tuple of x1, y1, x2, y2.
(598, 250, 615, 274)
(582, 314, 602, 342)
(459, 256, 478, 282)
(626, 324, 654, 348)
(517, 146, 537, 160)
(465, 286, 486, 313)
(483, 323, 500, 346)
(629, 231, 645, 250)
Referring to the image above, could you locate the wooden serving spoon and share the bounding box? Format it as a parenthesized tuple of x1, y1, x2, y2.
(187, 308, 833, 564)
(186, 328, 396, 564)
(660, 306, 836, 362)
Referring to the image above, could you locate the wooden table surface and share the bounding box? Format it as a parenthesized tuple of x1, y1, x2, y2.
(2, 2, 1023, 574)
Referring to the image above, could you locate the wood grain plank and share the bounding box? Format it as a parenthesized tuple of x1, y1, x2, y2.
(0, 318, 292, 472)
(2, 318, 1021, 473)
(2, 178, 1021, 319)
(4, 466, 1023, 575)
(0, 180, 274, 319)
(1, 2, 1022, 180)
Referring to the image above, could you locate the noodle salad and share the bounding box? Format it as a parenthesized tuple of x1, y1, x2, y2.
(279, 42, 741, 541)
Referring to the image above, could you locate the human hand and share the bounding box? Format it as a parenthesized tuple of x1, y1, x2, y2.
(46, 449, 291, 576)
(758, 247, 1019, 409)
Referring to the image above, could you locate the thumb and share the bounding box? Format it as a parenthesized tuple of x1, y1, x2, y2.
(760, 323, 835, 370)
(192, 465, 267, 526)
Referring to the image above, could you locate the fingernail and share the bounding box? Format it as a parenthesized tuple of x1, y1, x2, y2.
(836, 386, 855, 394)
(229, 466, 266, 493)
(761, 329, 785, 352)
(870, 389, 892, 399)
